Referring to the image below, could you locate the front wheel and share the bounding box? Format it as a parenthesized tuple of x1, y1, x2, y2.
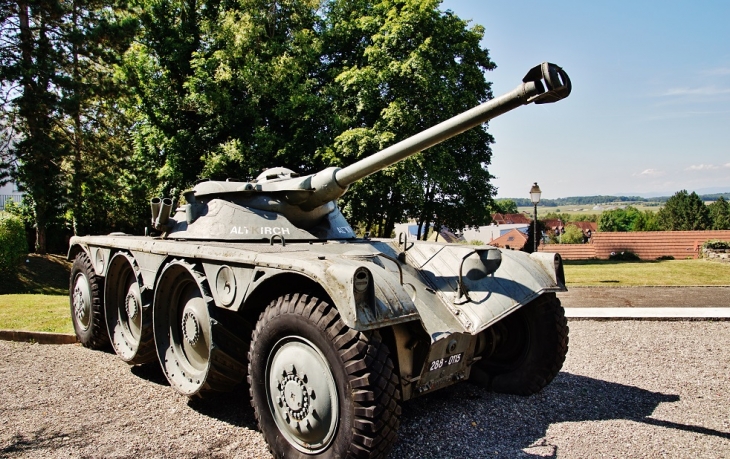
(474, 293, 568, 395)
(248, 293, 401, 459)
(70, 252, 109, 349)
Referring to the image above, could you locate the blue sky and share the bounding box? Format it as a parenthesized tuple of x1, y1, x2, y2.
(441, 0, 730, 199)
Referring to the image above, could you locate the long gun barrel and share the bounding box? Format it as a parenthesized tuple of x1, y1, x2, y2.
(293, 62, 571, 210)
(334, 63, 571, 188)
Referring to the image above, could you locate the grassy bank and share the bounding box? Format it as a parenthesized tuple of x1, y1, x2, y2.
(0, 294, 72, 333)
(564, 259, 730, 286)
(0, 254, 72, 333)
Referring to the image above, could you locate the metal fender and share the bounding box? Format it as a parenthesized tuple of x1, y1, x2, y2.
(324, 261, 419, 331)
(403, 241, 566, 334)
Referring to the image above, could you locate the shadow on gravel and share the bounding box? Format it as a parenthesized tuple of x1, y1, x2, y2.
(186, 388, 259, 431)
(391, 371, 728, 458)
(130, 361, 170, 387)
(1, 424, 111, 457)
(129, 362, 259, 430)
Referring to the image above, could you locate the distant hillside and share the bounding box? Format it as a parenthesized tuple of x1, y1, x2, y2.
(503, 193, 730, 208)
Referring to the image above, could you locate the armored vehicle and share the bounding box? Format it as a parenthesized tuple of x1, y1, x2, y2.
(69, 62, 571, 458)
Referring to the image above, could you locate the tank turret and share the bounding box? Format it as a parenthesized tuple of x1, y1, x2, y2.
(155, 62, 571, 241)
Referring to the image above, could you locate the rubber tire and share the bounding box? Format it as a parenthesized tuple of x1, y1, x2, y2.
(70, 252, 110, 349)
(476, 293, 568, 396)
(104, 252, 156, 365)
(153, 260, 248, 397)
(248, 293, 401, 459)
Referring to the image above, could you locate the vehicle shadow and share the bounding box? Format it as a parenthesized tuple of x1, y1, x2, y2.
(129, 362, 259, 430)
(131, 367, 728, 458)
(130, 361, 170, 386)
(389, 371, 724, 458)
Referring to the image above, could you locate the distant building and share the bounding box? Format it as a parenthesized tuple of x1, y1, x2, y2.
(461, 223, 529, 244)
(491, 213, 532, 225)
(488, 228, 528, 250)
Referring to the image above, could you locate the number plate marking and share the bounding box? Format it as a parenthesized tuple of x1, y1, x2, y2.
(428, 353, 463, 372)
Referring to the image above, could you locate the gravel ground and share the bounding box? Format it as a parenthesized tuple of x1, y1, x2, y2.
(2, 321, 729, 458)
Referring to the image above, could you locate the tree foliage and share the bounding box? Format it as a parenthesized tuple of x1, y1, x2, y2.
(597, 206, 659, 232)
(522, 220, 545, 254)
(1, 0, 138, 251)
(316, 0, 497, 238)
(3, 0, 506, 248)
(560, 224, 585, 244)
(656, 190, 710, 231)
(493, 199, 517, 214)
(708, 196, 730, 230)
(124, 0, 497, 239)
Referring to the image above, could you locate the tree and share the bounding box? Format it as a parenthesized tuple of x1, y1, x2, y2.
(708, 197, 730, 230)
(597, 207, 636, 232)
(522, 219, 545, 253)
(657, 190, 710, 231)
(59, 0, 138, 235)
(632, 209, 660, 231)
(560, 224, 584, 244)
(493, 199, 517, 214)
(597, 206, 659, 232)
(322, 0, 497, 238)
(1, 0, 138, 251)
(125, 0, 327, 197)
(0, 0, 68, 253)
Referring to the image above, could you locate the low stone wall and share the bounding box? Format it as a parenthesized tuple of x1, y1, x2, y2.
(540, 230, 730, 260)
(703, 248, 730, 263)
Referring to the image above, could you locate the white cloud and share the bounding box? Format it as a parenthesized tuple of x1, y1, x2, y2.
(662, 86, 730, 97)
(725, 163, 730, 168)
(687, 164, 719, 171)
(636, 169, 664, 177)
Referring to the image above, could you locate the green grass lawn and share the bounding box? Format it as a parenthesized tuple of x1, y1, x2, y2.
(564, 259, 730, 286)
(0, 294, 72, 333)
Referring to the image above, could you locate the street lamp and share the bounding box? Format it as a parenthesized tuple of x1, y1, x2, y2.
(529, 182, 542, 253)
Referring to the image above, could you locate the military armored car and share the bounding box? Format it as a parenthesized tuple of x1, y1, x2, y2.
(69, 62, 571, 458)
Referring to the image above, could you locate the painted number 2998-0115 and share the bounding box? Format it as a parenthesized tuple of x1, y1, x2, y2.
(428, 353, 463, 372)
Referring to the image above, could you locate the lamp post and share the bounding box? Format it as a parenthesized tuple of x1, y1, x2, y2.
(530, 182, 542, 253)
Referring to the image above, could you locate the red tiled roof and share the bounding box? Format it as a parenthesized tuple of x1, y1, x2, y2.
(492, 213, 532, 225)
(489, 228, 528, 250)
(568, 221, 597, 232)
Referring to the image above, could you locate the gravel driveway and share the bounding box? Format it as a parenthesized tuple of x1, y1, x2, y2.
(2, 321, 729, 458)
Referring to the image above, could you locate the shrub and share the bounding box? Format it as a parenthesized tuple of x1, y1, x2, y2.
(0, 215, 29, 273)
(656, 255, 675, 261)
(703, 240, 730, 250)
(560, 225, 586, 244)
(609, 250, 640, 261)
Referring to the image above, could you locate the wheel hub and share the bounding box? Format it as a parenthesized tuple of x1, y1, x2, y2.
(72, 275, 92, 331)
(182, 311, 201, 345)
(125, 293, 139, 320)
(73, 286, 88, 322)
(267, 337, 339, 453)
(278, 369, 311, 421)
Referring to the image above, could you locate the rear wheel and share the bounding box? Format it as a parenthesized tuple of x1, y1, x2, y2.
(70, 252, 109, 349)
(153, 260, 248, 396)
(474, 293, 568, 395)
(248, 293, 401, 459)
(105, 252, 156, 364)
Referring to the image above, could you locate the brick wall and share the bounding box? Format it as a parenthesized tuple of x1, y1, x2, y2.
(540, 230, 730, 260)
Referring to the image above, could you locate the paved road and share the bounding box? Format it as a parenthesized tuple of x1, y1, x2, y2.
(558, 286, 730, 308)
